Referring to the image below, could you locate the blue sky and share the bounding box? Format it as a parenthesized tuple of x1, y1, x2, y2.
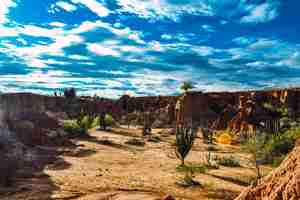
(0, 0, 299, 97)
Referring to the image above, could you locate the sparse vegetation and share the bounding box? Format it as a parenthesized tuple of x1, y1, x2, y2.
(125, 138, 145, 146)
(216, 156, 241, 167)
(63, 120, 86, 136)
(176, 175, 201, 188)
(242, 134, 266, 181)
(147, 135, 161, 143)
(180, 81, 194, 93)
(176, 164, 208, 174)
(207, 145, 218, 151)
(175, 125, 196, 165)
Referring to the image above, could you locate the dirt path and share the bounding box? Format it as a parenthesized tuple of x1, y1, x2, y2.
(0, 129, 273, 200)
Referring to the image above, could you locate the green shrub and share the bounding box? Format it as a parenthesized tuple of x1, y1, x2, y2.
(175, 126, 196, 165)
(147, 135, 161, 143)
(272, 155, 286, 167)
(176, 175, 201, 188)
(81, 115, 94, 130)
(207, 145, 218, 151)
(217, 156, 241, 167)
(92, 116, 100, 128)
(63, 121, 86, 136)
(176, 164, 207, 174)
(262, 134, 294, 163)
(105, 114, 116, 127)
(125, 138, 145, 146)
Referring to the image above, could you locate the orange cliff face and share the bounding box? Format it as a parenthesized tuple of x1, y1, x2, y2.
(174, 88, 300, 135)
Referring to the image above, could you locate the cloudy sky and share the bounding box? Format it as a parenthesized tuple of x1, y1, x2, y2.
(0, 0, 299, 97)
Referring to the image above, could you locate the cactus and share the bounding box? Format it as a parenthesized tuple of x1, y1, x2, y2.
(175, 125, 196, 166)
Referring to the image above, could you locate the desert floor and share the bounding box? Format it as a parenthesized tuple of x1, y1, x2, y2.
(0, 128, 273, 200)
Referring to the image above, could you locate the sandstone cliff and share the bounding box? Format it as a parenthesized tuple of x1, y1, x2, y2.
(235, 140, 300, 200)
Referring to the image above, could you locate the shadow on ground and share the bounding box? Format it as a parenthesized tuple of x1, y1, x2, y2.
(0, 137, 98, 200)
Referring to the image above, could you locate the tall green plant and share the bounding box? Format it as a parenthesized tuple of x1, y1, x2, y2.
(180, 81, 194, 93)
(242, 134, 267, 181)
(175, 125, 197, 165)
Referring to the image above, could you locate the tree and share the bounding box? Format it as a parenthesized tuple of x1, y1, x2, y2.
(242, 133, 267, 182)
(175, 125, 197, 166)
(180, 81, 194, 93)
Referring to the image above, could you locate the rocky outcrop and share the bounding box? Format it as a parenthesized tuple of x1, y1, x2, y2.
(175, 92, 220, 127)
(235, 140, 300, 200)
(174, 89, 300, 135)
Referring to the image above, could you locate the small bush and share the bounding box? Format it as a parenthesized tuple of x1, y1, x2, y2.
(217, 156, 241, 167)
(176, 175, 201, 188)
(176, 164, 207, 174)
(207, 145, 218, 151)
(147, 135, 161, 143)
(272, 155, 286, 167)
(81, 115, 94, 130)
(63, 121, 86, 136)
(92, 116, 100, 128)
(105, 114, 116, 127)
(263, 134, 294, 162)
(125, 138, 145, 146)
(98, 137, 114, 146)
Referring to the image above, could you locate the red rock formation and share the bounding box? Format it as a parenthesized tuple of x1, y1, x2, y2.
(236, 140, 300, 200)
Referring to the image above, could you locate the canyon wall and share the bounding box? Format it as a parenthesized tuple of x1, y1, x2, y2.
(236, 139, 300, 200)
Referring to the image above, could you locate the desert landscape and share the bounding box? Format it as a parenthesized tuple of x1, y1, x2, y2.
(1, 1, 300, 199)
(1, 88, 300, 200)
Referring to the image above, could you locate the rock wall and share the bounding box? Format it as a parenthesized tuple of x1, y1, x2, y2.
(174, 88, 300, 134)
(235, 140, 300, 200)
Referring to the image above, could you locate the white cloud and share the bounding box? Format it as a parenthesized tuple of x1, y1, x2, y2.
(276, 52, 300, 67)
(116, 0, 280, 24)
(201, 24, 215, 32)
(2, 24, 84, 68)
(192, 46, 216, 56)
(0, 25, 18, 37)
(69, 55, 90, 60)
(232, 36, 254, 45)
(241, 1, 280, 23)
(49, 22, 67, 27)
(71, 0, 110, 17)
(55, 1, 77, 12)
(88, 43, 120, 57)
(161, 34, 172, 40)
(116, 0, 212, 22)
(249, 38, 279, 50)
(0, 0, 16, 24)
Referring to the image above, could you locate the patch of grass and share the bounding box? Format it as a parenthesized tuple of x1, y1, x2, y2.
(207, 145, 218, 151)
(63, 121, 86, 136)
(176, 164, 213, 174)
(147, 135, 161, 143)
(125, 138, 145, 146)
(169, 139, 177, 146)
(176, 175, 201, 188)
(217, 156, 241, 167)
(272, 155, 286, 167)
(98, 138, 114, 145)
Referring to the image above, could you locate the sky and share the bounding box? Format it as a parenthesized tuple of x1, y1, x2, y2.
(0, 0, 300, 98)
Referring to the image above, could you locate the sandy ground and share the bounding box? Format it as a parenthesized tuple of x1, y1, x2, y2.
(0, 128, 273, 200)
